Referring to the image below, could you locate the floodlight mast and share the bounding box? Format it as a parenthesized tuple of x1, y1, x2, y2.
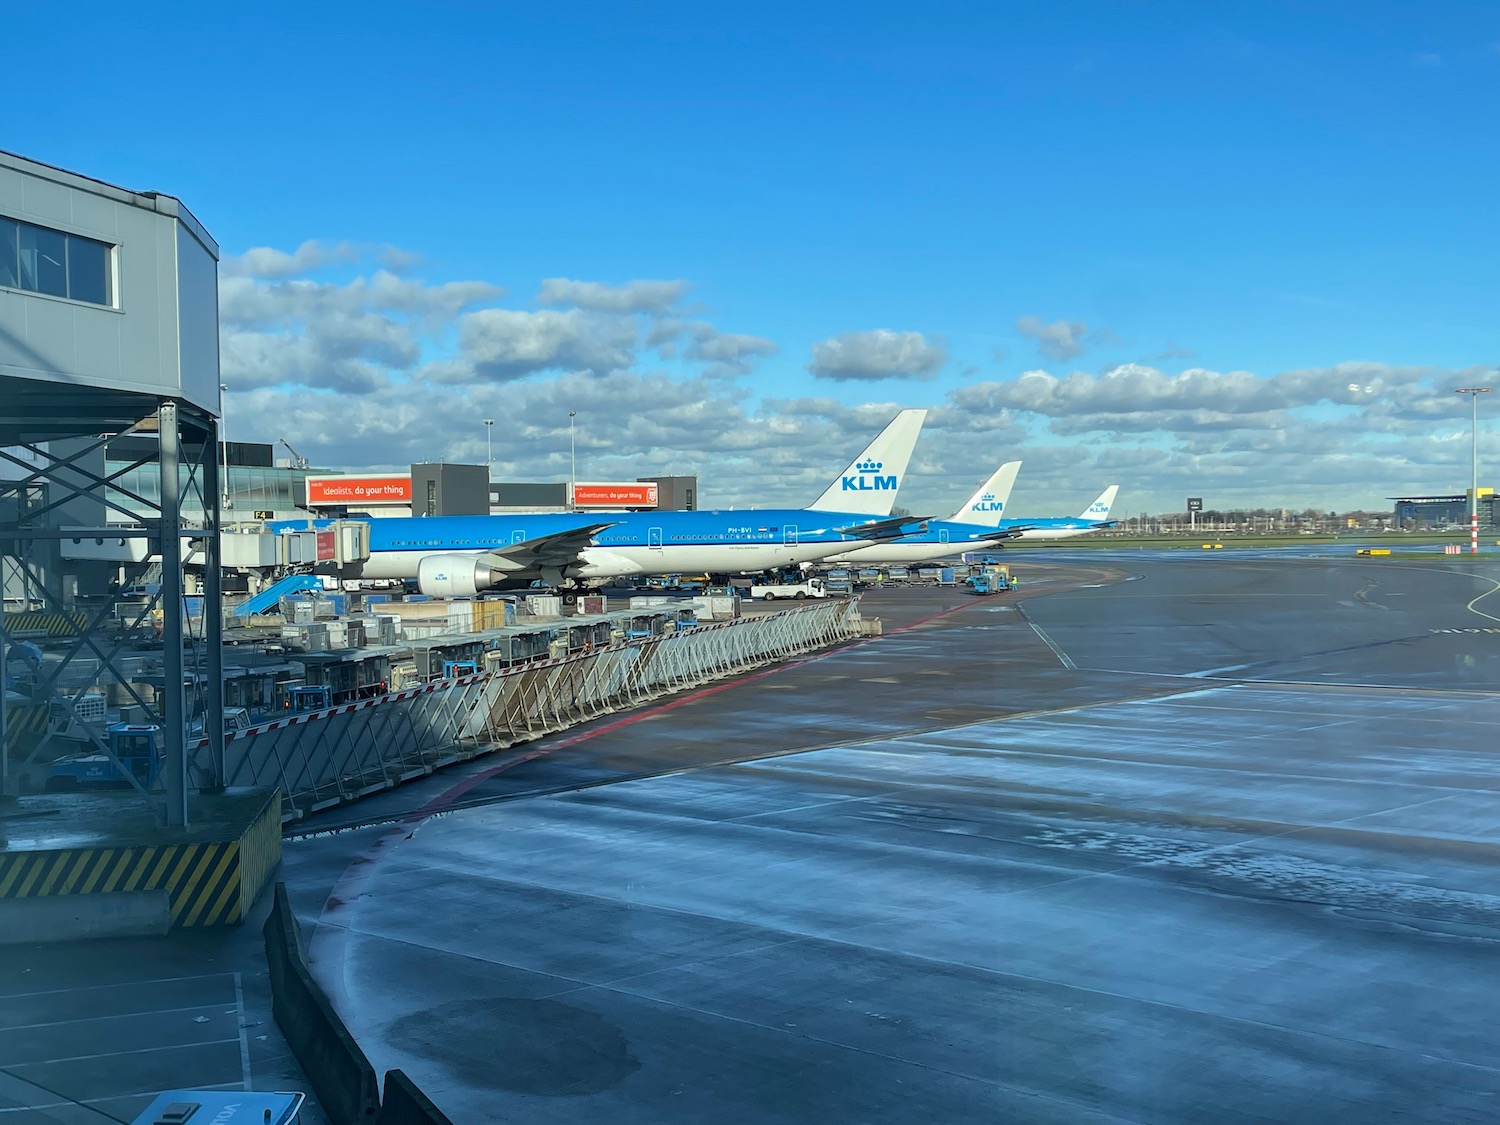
(1455, 387, 1492, 554)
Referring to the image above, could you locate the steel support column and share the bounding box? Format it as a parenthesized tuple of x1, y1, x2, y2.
(201, 416, 226, 791)
(159, 403, 188, 827)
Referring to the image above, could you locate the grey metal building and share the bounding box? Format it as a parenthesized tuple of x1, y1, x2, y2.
(2, 148, 224, 825)
(412, 462, 491, 516)
(640, 475, 698, 511)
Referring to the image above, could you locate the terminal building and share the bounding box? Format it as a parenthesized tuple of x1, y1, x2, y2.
(1391, 489, 1496, 530)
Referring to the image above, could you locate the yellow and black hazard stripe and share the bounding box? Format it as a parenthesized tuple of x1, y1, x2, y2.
(3, 704, 48, 751)
(0, 840, 246, 928)
(3, 611, 88, 637)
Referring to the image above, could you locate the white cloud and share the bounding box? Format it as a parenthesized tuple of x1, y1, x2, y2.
(537, 278, 689, 314)
(221, 240, 425, 280)
(434, 308, 640, 382)
(1015, 315, 1092, 362)
(928, 361, 1500, 515)
(221, 240, 358, 279)
(218, 262, 503, 395)
(806, 329, 947, 382)
(214, 240, 1499, 518)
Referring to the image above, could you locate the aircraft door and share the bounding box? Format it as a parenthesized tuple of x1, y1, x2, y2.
(649, 526, 664, 549)
(511, 530, 526, 544)
(783, 525, 799, 545)
(939, 528, 949, 544)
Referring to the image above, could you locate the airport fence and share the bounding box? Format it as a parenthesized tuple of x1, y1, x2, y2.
(194, 599, 863, 819)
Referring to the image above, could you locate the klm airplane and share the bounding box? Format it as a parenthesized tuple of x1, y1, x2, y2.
(1004, 485, 1120, 541)
(278, 410, 931, 595)
(820, 461, 1023, 566)
(820, 479, 1120, 565)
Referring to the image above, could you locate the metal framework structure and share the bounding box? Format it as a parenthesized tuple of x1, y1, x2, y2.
(1, 397, 224, 824)
(2, 149, 223, 827)
(192, 600, 865, 818)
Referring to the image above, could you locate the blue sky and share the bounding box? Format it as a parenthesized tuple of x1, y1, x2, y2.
(8, 2, 1499, 516)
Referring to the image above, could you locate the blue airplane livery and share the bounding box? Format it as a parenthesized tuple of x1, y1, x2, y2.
(842, 458, 897, 493)
(821, 461, 1023, 567)
(821, 477, 1120, 566)
(274, 410, 930, 595)
(1005, 485, 1119, 540)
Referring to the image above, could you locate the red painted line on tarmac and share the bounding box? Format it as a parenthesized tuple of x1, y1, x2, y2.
(885, 597, 999, 633)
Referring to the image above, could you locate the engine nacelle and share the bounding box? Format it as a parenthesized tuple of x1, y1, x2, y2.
(416, 554, 503, 597)
(574, 549, 645, 580)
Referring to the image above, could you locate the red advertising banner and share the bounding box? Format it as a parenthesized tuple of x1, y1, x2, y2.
(572, 482, 660, 508)
(306, 476, 413, 505)
(315, 530, 337, 562)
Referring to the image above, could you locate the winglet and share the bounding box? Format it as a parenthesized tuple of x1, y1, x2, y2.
(951, 460, 1021, 526)
(1080, 485, 1119, 521)
(807, 409, 928, 516)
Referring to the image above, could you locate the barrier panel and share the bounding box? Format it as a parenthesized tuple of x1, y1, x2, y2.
(202, 599, 863, 819)
(263, 883, 380, 1125)
(376, 1070, 456, 1125)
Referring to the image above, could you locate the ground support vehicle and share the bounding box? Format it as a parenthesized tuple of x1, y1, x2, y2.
(750, 577, 830, 601)
(286, 685, 332, 712)
(47, 724, 162, 790)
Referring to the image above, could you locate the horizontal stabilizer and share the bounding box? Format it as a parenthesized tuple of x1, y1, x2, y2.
(836, 514, 934, 541)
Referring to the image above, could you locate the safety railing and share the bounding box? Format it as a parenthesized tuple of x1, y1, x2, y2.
(193, 599, 862, 818)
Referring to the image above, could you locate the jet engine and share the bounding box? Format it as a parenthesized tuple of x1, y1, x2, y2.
(416, 554, 506, 598)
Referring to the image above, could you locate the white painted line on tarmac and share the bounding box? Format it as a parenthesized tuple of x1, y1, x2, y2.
(0, 1001, 229, 1034)
(0, 1036, 244, 1069)
(1466, 575, 1500, 623)
(234, 971, 252, 1090)
(1025, 619, 1077, 670)
(0, 972, 234, 1002)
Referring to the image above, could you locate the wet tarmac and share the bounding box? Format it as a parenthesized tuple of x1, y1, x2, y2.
(290, 555, 1500, 1124)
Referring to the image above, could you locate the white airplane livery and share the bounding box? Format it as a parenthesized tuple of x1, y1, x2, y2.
(279, 410, 932, 594)
(819, 461, 1023, 567)
(1006, 484, 1119, 540)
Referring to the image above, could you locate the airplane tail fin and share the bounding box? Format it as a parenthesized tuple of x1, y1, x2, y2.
(1080, 485, 1119, 521)
(950, 460, 1021, 525)
(807, 409, 927, 516)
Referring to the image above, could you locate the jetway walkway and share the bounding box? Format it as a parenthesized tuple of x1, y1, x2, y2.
(190, 599, 863, 819)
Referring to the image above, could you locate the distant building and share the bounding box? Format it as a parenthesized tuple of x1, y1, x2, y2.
(640, 475, 697, 511)
(411, 463, 490, 517)
(491, 481, 568, 512)
(1391, 490, 1495, 529)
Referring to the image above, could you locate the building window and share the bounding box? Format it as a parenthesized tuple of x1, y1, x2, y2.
(0, 215, 114, 306)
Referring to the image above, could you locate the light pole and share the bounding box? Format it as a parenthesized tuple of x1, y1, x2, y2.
(483, 419, 494, 472)
(219, 383, 231, 511)
(568, 411, 577, 509)
(1456, 387, 1491, 554)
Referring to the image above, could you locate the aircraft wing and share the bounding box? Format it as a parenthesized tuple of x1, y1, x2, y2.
(481, 523, 619, 568)
(836, 515, 935, 541)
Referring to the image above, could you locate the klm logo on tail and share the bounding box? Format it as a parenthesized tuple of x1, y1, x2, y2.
(971, 492, 1004, 513)
(842, 458, 898, 492)
(1087, 502, 1109, 515)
